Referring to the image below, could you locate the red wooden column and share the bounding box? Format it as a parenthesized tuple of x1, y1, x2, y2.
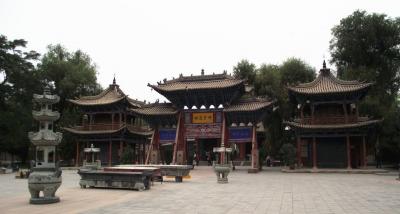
(248, 124, 259, 173)
(312, 137, 317, 169)
(239, 144, 246, 160)
(75, 141, 80, 167)
(172, 112, 185, 164)
(145, 126, 160, 164)
(296, 137, 302, 167)
(108, 140, 112, 166)
(346, 135, 351, 169)
(362, 136, 367, 168)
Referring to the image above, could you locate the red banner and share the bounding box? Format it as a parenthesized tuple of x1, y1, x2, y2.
(185, 124, 222, 139)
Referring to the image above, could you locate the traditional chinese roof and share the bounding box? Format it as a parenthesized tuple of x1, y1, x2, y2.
(148, 71, 245, 107)
(224, 97, 274, 113)
(68, 78, 144, 108)
(129, 103, 178, 116)
(126, 126, 153, 136)
(127, 97, 146, 108)
(224, 97, 275, 124)
(288, 61, 372, 102)
(128, 102, 178, 126)
(284, 119, 381, 132)
(62, 126, 126, 135)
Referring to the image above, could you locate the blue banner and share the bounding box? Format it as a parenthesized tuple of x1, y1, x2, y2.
(159, 129, 176, 142)
(228, 127, 252, 143)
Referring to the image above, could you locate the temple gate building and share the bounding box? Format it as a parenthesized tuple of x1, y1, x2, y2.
(64, 78, 152, 166)
(130, 71, 274, 172)
(284, 62, 381, 169)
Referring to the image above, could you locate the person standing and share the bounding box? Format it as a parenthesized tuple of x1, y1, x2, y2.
(193, 152, 198, 167)
(207, 151, 212, 166)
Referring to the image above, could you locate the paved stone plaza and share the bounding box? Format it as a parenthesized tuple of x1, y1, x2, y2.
(0, 167, 399, 214)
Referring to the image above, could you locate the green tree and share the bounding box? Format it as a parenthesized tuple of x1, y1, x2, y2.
(233, 59, 257, 85)
(0, 35, 41, 162)
(37, 44, 103, 161)
(38, 44, 102, 113)
(239, 58, 315, 158)
(330, 10, 400, 163)
(330, 11, 400, 99)
(280, 58, 316, 87)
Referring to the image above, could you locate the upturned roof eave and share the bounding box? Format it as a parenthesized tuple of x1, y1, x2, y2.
(148, 79, 245, 93)
(283, 119, 382, 130)
(67, 96, 126, 106)
(223, 101, 275, 113)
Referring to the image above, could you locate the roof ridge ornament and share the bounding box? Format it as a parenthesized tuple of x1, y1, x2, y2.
(320, 60, 330, 76)
(113, 74, 116, 85)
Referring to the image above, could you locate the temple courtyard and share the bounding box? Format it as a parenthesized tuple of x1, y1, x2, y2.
(0, 167, 399, 214)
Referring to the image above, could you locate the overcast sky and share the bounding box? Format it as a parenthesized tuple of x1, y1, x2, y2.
(1, 0, 399, 102)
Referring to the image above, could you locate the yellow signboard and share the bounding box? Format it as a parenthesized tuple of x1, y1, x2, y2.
(192, 112, 214, 124)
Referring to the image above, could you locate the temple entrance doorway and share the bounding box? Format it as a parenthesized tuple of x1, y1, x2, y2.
(198, 138, 219, 162)
(160, 144, 173, 165)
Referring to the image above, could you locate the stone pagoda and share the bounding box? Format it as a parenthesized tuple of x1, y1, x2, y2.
(28, 86, 62, 204)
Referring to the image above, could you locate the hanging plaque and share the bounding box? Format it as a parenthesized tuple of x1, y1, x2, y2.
(192, 112, 214, 124)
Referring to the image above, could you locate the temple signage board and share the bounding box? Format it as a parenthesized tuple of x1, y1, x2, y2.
(185, 124, 221, 139)
(159, 129, 176, 143)
(228, 127, 252, 143)
(192, 112, 214, 124)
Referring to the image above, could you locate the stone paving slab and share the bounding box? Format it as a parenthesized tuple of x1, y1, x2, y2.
(0, 167, 399, 214)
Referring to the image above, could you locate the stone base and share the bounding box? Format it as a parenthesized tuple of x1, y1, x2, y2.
(175, 176, 183, 182)
(217, 178, 228, 184)
(248, 168, 259, 173)
(30, 196, 60, 204)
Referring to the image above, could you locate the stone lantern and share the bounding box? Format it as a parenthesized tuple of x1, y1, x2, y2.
(28, 86, 62, 204)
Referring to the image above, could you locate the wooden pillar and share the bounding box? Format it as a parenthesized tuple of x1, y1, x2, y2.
(355, 103, 359, 119)
(343, 103, 348, 123)
(346, 135, 351, 169)
(119, 141, 123, 158)
(145, 129, 155, 164)
(143, 142, 146, 164)
(133, 143, 137, 164)
(89, 114, 93, 130)
(111, 113, 114, 129)
(239, 143, 246, 160)
(172, 112, 182, 164)
(311, 104, 315, 124)
(300, 105, 304, 122)
(75, 141, 80, 167)
(362, 136, 367, 168)
(297, 137, 302, 167)
(108, 140, 112, 166)
(249, 124, 259, 173)
(312, 137, 317, 169)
